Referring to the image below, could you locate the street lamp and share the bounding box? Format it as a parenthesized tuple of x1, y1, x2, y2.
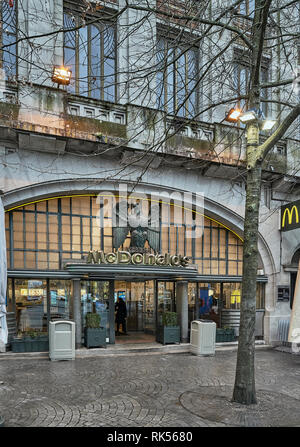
(224, 107, 242, 122)
(261, 119, 276, 131)
(225, 107, 276, 131)
(239, 111, 257, 123)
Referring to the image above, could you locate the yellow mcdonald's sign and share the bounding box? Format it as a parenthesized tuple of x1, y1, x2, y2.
(281, 201, 300, 232)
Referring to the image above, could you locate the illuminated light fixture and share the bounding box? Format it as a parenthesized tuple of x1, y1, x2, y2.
(52, 66, 72, 85)
(261, 119, 276, 131)
(224, 108, 242, 122)
(239, 110, 257, 123)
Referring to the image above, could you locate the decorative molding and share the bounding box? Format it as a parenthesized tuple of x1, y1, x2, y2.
(166, 118, 214, 141)
(67, 100, 126, 125)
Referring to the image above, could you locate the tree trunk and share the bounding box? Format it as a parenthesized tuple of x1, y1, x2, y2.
(232, 129, 262, 405)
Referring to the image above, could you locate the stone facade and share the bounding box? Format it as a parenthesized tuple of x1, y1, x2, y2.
(0, 0, 299, 345)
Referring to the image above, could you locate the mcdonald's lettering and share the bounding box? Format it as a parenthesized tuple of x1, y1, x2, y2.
(282, 206, 299, 226)
(281, 201, 300, 231)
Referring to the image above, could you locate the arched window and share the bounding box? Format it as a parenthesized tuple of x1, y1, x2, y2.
(5, 195, 243, 275)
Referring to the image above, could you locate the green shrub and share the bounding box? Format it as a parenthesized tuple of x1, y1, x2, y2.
(24, 329, 39, 338)
(86, 312, 101, 328)
(162, 312, 178, 327)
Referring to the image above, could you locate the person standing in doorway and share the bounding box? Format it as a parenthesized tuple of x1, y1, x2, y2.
(115, 296, 127, 335)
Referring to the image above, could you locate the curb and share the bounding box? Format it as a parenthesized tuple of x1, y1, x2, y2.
(0, 342, 272, 360)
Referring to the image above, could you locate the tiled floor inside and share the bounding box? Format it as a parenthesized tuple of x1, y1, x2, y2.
(115, 331, 156, 344)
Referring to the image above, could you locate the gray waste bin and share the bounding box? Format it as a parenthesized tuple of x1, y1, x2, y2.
(49, 320, 75, 361)
(190, 319, 216, 356)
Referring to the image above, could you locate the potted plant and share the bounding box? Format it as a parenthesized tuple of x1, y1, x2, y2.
(84, 312, 106, 348)
(11, 330, 49, 352)
(156, 311, 180, 345)
(216, 327, 235, 342)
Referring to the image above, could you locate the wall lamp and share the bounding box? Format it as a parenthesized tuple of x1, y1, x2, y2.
(52, 66, 72, 86)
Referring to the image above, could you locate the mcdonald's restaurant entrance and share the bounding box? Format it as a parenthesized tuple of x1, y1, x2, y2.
(68, 261, 200, 346)
(80, 275, 185, 346)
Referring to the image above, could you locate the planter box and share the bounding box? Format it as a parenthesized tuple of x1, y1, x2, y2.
(216, 328, 235, 343)
(36, 337, 49, 352)
(11, 337, 49, 353)
(156, 326, 180, 345)
(11, 339, 26, 353)
(84, 327, 106, 348)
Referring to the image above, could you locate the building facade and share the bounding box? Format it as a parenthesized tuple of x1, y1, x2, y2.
(0, 0, 299, 348)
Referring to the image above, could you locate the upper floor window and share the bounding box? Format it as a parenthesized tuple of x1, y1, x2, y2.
(64, 11, 116, 102)
(157, 37, 199, 119)
(234, 56, 269, 117)
(1, 0, 17, 80)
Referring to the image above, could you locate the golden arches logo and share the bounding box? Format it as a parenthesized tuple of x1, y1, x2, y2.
(282, 205, 299, 228)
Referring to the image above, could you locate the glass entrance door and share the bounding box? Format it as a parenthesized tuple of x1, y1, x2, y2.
(144, 281, 155, 334)
(114, 281, 155, 335)
(128, 282, 145, 331)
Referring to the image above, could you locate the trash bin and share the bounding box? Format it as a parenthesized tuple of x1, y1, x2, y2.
(49, 320, 75, 361)
(190, 319, 216, 356)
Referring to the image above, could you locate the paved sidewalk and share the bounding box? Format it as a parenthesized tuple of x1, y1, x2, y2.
(0, 348, 299, 427)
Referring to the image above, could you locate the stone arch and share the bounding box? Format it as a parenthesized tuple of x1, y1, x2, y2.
(291, 246, 300, 266)
(3, 178, 275, 273)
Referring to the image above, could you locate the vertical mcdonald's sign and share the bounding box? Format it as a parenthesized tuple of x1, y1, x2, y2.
(281, 200, 300, 232)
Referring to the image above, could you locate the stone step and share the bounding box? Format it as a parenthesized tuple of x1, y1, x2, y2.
(0, 340, 270, 360)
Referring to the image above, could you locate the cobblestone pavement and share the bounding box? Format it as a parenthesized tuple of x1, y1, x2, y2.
(0, 348, 299, 427)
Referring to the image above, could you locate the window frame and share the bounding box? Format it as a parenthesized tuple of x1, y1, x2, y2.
(63, 9, 117, 102)
(233, 49, 270, 116)
(157, 35, 199, 119)
(0, 0, 18, 81)
(238, 0, 255, 18)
